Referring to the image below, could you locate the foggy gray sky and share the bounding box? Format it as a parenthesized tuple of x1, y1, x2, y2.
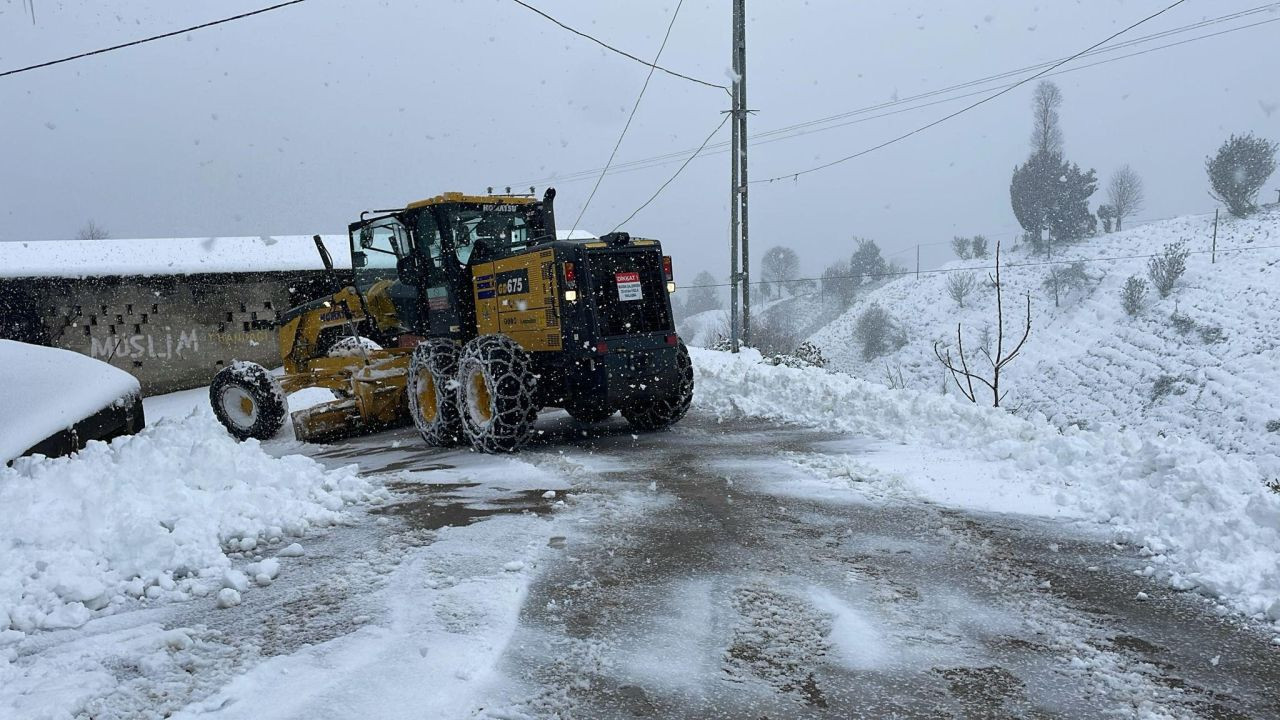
(2, 1, 1277, 283)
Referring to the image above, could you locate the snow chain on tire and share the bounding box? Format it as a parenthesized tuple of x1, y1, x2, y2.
(623, 340, 694, 432)
(408, 338, 463, 446)
(456, 334, 539, 453)
(209, 361, 288, 440)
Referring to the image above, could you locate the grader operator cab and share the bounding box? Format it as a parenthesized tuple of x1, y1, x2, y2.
(209, 189, 693, 452)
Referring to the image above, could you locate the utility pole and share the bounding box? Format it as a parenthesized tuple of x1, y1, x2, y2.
(728, 4, 741, 353)
(735, 0, 751, 346)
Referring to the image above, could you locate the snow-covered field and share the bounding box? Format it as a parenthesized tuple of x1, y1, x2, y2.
(692, 347, 1280, 623)
(809, 209, 1280, 477)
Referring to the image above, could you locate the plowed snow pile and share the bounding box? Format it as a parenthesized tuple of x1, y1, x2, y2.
(0, 413, 380, 638)
(691, 348, 1280, 622)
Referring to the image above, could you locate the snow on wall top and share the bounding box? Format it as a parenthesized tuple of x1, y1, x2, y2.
(0, 230, 597, 279)
(0, 235, 352, 279)
(0, 339, 142, 464)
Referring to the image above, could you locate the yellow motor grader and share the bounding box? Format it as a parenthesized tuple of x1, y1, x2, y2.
(209, 189, 693, 453)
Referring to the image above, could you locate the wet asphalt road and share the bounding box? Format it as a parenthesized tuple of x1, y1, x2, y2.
(67, 412, 1276, 719)
(448, 414, 1280, 720)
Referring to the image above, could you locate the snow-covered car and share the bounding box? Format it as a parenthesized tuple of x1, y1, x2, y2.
(0, 339, 145, 464)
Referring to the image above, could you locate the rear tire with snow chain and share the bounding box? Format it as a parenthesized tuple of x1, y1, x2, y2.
(408, 339, 463, 446)
(210, 361, 288, 440)
(456, 334, 539, 453)
(622, 340, 693, 432)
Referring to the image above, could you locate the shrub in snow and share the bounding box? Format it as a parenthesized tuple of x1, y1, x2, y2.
(950, 236, 972, 260)
(1266, 420, 1280, 433)
(1149, 375, 1188, 403)
(853, 304, 905, 361)
(1206, 132, 1279, 217)
(1266, 479, 1280, 495)
(1042, 261, 1093, 307)
(945, 272, 977, 308)
(1121, 276, 1148, 316)
(969, 234, 990, 259)
(820, 260, 857, 310)
(1169, 308, 1196, 335)
(1197, 324, 1226, 345)
(745, 310, 800, 357)
(766, 341, 827, 370)
(1147, 241, 1189, 298)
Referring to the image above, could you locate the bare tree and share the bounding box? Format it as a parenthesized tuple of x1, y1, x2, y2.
(760, 245, 800, 299)
(76, 220, 109, 240)
(950, 236, 972, 260)
(1030, 81, 1064, 155)
(933, 240, 1032, 408)
(1106, 165, 1145, 231)
(945, 272, 977, 308)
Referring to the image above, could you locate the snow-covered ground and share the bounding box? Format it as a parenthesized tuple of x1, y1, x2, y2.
(0, 409, 382, 641)
(692, 347, 1280, 624)
(809, 209, 1280, 477)
(0, 340, 142, 464)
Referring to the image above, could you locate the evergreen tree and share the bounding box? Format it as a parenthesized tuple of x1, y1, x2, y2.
(1206, 132, 1278, 217)
(684, 271, 722, 315)
(1047, 162, 1098, 243)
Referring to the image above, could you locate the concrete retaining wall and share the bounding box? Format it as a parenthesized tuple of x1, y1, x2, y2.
(0, 271, 342, 396)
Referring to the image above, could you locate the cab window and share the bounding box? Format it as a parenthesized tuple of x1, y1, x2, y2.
(351, 218, 408, 292)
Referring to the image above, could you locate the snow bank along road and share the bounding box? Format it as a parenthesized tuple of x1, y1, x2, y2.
(3, 350, 1279, 718)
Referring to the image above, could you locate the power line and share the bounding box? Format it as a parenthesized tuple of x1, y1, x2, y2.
(0, 0, 309, 79)
(612, 113, 731, 232)
(752, 0, 1192, 184)
(570, 0, 687, 236)
(507, 0, 727, 92)
(517, 2, 1271, 188)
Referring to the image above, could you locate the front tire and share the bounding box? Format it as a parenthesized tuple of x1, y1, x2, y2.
(210, 361, 288, 440)
(622, 340, 694, 432)
(456, 335, 539, 453)
(408, 339, 463, 446)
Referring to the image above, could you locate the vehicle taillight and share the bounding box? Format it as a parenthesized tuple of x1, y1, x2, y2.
(662, 255, 673, 282)
(596, 341, 609, 354)
(562, 261, 577, 289)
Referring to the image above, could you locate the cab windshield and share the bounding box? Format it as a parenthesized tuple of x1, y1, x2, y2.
(443, 204, 540, 265)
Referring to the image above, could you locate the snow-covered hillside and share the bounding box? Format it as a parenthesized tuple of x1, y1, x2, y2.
(810, 209, 1280, 476)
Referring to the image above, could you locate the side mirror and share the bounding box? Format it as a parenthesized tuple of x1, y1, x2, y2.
(352, 251, 368, 268)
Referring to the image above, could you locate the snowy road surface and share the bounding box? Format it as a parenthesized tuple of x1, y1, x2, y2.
(10, 409, 1274, 719)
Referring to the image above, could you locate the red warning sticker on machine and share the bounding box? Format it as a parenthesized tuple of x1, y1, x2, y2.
(615, 271, 643, 301)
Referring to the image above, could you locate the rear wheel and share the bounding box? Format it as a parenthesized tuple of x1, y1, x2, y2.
(456, 334, 539, 453)
(623, 340, 694, 432)
(210, 361, 288, 440)
(408, 339, 463, 446)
